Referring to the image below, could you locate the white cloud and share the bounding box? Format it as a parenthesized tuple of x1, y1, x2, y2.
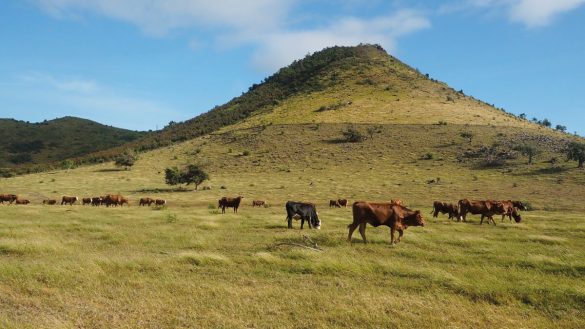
(34, 1, 431, 71)
(248, 10, 431, 71)
(509, 0, 585, 27)
(445, 0, 585, 27)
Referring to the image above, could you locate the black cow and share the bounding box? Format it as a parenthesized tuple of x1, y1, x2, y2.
(285, 201, 321, 229)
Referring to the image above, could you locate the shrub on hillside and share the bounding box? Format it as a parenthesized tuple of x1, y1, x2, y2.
(341, 126, 366, 143)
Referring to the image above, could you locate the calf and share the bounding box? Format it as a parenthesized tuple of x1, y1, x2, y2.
(252, 200, 266, 207)
(155, 199, 166, 206)
(329, 200, 341, 208)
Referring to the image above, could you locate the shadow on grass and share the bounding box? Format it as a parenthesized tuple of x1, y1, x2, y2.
(131, 188, 192, 193)
(522, 166, 569, 176)
(94, 168, 126, 173)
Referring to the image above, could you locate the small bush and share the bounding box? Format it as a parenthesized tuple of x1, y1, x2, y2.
(421, 153, 434, 160)
(242, 150, 251, 156)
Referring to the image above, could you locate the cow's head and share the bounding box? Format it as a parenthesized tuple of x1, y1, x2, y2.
(312, 210, 321, 229)
(405, 210, 425, 227)
(512, 210, 522, 223)
(513, 201, 527, 211)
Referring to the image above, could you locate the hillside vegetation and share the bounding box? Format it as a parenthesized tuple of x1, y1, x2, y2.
(0, 117, 145, 172)
(1, 45, 584, 328)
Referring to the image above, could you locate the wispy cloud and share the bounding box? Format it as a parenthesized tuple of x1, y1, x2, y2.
(33, 0, 430, 71)
(8, 72, 179, 130)
(441, 0, 585, 27)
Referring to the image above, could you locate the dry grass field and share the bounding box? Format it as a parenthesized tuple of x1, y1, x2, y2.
(1, 120, 584, 328)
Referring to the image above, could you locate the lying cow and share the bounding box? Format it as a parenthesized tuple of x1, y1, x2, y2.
(218, 196, 243, 213)
(329, 200, 341, 208)
(139, 197, 155, 206)
(285, 201, 320, 229)
(15, 199, 30, 205)
(0, 194, 17, 204)
(61, 196, 78, 205)
(430, 201, 459, 220)
(43, 199, 57, 205)
(252, 200, 266, 207)
(348, 201, 424, 244)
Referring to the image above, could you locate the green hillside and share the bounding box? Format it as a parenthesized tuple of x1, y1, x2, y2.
(1, 45, 584, 328)
(0, 116, 146, 172)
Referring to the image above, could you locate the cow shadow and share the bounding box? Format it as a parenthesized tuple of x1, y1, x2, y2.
(94, 168, 125, 173)
(522, 166, 569, 176)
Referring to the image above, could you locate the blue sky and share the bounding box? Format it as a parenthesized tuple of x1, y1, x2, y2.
(1, 0, 584, 134)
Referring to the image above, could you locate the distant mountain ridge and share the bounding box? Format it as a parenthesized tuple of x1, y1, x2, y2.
(0, 116, 146, 171)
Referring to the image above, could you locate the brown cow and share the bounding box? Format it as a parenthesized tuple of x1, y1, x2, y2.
(492, 200, 523, 223)
(348, 201, 425, 244)
(61, 196, 78, 205)
(458, 199, 512, 225)
(139, 197, 155, 206)
(155, 199, 166, 206)
(102, 194, 128, 207)
(0, 194, 18, 204)
(43, 199, 57, 205)
(390, 199, 403, 206)
(338, 199, 349, 208)
(15, 199, 30, 205)
(218, 196, 243, 213)
(430, 201, 459, 220)
(329, 200, 341, 208)
(82, 198, 92, 205)
(252, 200, 266, 207)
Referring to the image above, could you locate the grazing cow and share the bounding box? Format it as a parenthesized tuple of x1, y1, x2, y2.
(15, 199, 30, 205)
(102, 194, 128, 207)
(430, 201, 459, 220)
(0, 194, 18, 204)
(91, 197, 102, 206)
(155, 199, 166, 206)
(285, 201, 320, 229)
(252, 200, 266, 207)
(512, 201, 527, 211)
(61, 196, 78, 205)
(43, 199, 57, 205)
(329, 200, 341, 208)
(218, 196, 243, 213)
(348, 202, 425, 244)
(139, 197, 155, 206)
(82, 198, 92, 206)
(458, 199, 513, 225)
(338, 199, 349, 208)
(492, 200, 523, 223)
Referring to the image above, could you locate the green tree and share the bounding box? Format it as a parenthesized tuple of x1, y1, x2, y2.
(555, 125, 567, 132)
(566, 142, 585, 168)
(115, 151, 137, 170)
(164, 165, 209, 190)
(515, 144, 541, 164)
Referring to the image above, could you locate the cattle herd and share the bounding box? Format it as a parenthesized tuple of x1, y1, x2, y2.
(1, 192, 527, 245)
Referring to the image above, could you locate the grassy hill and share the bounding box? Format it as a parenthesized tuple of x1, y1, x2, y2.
(1, 45, 584, 328)
(0, 116, 146, 172)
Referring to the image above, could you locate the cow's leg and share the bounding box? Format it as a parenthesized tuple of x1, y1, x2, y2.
(287, 216, 293, 229)
(300, 217, 304, 229)
(480, 214, 485, 225)
(390, 226, 396, 244)
(347, 222, 359, 243)
(491, 216, 497, 226)
(397, 229, 404, 243)
(358, 223, 367, 244)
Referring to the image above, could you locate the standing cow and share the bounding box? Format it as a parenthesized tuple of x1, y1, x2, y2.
(329, 200, 341, 208)
(285, 201, 321, 229)
(218, 196, 243, 213)
(252, 200, 266, 207)
(348, 201, 425, 244)
(430, 201, 459, 220)
(139, 197, 155, 206)
(0, 194, 18, 204)
(61, 196, 78, 205)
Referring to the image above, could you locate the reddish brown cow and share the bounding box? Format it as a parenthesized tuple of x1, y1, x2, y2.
(337, 199, 349, 208)
(458, 199, 516, 225)
(61, 196, 78, 205)
(490, 200, 523, 223)
(329, 200, 341, 208)
(0, 194, 18, 204)
(218, 196, 243, 213)
(15, 199, 30, 205)
(139, 197, 155, 206)
(430, 201, 459, 220)
(82, 198, 92, 205)
(348, 201, 425, 244)
(43, 199, 57, 205)
(252, 200, 266, 207)
(155, 199, 166, 206)
(102, 194, 128, 207)
(390, 199, 403, 206)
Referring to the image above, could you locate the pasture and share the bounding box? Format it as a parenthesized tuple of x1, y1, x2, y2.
(1, 122, 584, 328)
